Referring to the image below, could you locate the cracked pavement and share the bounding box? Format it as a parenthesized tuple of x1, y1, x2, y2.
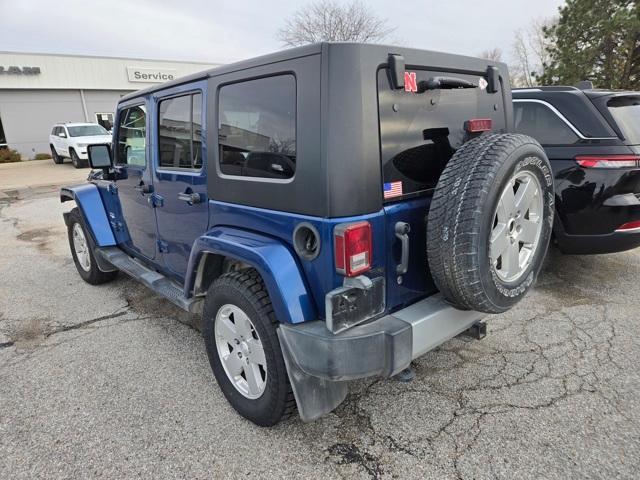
(1, 186, 639, 479)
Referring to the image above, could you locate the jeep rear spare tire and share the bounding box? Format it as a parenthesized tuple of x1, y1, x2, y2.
(427, 133, 554, 313)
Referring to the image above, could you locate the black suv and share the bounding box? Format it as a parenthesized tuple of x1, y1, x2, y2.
(513, 86, 640, 254)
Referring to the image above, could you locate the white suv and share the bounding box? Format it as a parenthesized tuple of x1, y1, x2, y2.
(49, 123, 112, 168)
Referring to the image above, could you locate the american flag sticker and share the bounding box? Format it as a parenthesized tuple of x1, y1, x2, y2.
(383, 181, 403, 199)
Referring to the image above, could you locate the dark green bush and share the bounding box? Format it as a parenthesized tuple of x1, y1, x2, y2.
(0, 148, 21, 163)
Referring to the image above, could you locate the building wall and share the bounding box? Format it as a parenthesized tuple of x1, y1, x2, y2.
(82, 90, 130, 126)
(0, 89, 127, 157)
(0, 52, 219, 158)
(0, 52, 217, 90)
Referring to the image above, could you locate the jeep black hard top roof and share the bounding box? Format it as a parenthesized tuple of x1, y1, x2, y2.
(120, 42, 507, 103)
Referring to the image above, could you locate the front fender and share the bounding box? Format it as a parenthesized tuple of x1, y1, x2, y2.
(186, 227, 317, 324)
(60, 184, 116, 246)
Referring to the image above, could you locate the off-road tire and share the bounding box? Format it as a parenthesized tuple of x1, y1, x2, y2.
(426, 133, 554, 313)
(70, 149, 82, 169)
(203, 269, 296, 426)
(67, 208, 118, 285)
(51, 145, 63, 164)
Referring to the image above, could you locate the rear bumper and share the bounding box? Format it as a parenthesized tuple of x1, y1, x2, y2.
(278, 294, 484, 421)
(554, 216, 640, 254)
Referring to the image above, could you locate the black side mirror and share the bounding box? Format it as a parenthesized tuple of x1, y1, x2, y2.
(87, 144, 113, 169)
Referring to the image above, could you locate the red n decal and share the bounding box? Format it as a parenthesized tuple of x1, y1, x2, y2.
(404, 71, 417, 92)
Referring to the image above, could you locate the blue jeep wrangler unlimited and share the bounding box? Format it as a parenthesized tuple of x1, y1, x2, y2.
(61, 43, 554, 426)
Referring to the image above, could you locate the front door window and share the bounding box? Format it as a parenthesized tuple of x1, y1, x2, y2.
(116, 105, 146, 167)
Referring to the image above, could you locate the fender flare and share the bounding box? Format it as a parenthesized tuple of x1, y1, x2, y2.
(186, 227, 317, 324)
(60, 184, 116, 247)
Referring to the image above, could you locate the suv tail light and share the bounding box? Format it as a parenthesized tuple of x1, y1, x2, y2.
(615, 220, 640, 233)
(575, 155, 640, 168)
(334, 221, 372, 277)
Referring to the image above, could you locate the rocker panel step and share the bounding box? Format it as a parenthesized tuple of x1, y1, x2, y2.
(96, 246, 203, 314)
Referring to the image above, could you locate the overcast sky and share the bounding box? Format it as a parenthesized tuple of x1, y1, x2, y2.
(0, 0, 564, 65)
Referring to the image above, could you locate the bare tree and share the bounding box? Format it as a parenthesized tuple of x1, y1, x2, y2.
(511, 30, 535, 87)
(510, 17, 557, 87)
(277, 0, 395, 46)
(478, 48, 503, 62)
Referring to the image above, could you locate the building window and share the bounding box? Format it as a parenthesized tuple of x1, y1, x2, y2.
(158, 93, 202, 169)
(218, 75, 296, 179)
(95, 113, 114, 132)
(116, 104, 146, 166)
(514, 101, 579, 145)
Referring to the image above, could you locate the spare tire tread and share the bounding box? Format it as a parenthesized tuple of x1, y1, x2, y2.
(427, 133, 550, 313)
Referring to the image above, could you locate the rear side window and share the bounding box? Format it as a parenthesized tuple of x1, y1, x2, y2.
(514, 101, 579, 145)
(116, 105, 146, 167)
(158, 92, 203, 169)
(607, 96, 640, 145)
(218, 75, 296, 179)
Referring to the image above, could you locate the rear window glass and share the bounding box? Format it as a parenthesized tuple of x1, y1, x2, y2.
(514, 101, 579, 145)
(67, 125, 109, 137)
(607, 96, 640, 145)
(378, 68, 505, 199)
(218, 75, 296, 180)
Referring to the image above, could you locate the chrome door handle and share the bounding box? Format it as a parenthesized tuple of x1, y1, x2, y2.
(178, 192, 201, 204)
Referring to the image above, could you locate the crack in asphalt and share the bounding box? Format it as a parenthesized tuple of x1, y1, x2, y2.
(320, 292, 630, 479)
(43, 310, 129, 338)
(2, 190, 639, 479)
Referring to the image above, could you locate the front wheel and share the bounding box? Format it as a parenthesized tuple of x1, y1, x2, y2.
(202, 269, 296, 426)
(66, 208, 118, 285)
(427, 133, 554, 313)
(70, 149, 83, 169)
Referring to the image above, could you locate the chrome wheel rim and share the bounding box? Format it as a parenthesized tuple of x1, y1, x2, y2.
(72, 223, 91, 272)
(214, 304, 267, 399)
(489, 170, 543, 283)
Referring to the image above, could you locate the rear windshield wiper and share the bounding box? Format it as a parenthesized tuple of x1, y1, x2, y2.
(418, 76, 477, 92)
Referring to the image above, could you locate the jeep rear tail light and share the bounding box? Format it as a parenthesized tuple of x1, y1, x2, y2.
(465, 118, 492, 133)
(615, 220, 640, 233)
(334, 221, 372, 277)
(575, 155, 640, 168)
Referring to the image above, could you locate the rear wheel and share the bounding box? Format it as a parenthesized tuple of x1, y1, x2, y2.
(51, 145, 63, 164)
(202, 269, 296, 426)
(427, 133, 554, 313)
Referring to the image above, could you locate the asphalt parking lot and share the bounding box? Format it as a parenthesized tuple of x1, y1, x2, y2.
(1, 162, 640, 479)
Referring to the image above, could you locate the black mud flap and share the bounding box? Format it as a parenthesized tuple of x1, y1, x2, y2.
(279, 330, 348, 422)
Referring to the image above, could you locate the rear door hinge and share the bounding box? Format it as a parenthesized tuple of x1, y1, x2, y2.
(157, 240, 169, 253)
(149, 193, 164, 208)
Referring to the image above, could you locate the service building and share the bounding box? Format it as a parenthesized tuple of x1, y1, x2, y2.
(0, 52, 218, 158)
